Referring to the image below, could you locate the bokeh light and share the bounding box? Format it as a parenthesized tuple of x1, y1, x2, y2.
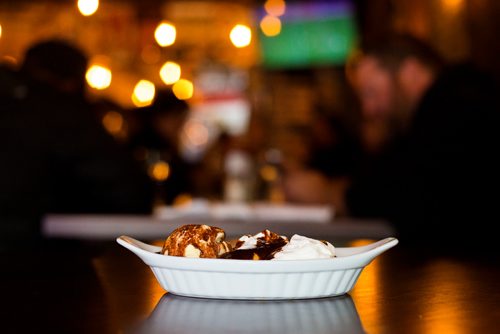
(172, 79, 194, 100)
(155, 21, 176, 47)
(102, 111, 124, 136)
(260, 15, 281, 37)
(77, 0, 99, 16)
(86, 64, 112, 90)
(149, 161, 170, 181)
(183, 119, 209, 147)
(159, 61, 181, 85)
(132, 79, 156, 107)
(230, 24, 252, 48)
(264, 0, 286, 17)
(260, 165, 279, 182)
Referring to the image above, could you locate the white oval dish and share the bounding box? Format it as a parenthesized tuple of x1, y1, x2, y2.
(117, 235, 398, 300)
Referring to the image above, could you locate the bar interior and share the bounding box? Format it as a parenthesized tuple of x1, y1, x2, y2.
(1, 0, 499, 333)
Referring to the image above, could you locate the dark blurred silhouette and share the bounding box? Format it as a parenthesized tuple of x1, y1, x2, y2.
(0, 39, 153, 250)
(128, 89, 193, 205)
(191, 130, 233, 200)
(279, 110, 362, 205)
(307, 110, 362, 179)
(283, 34, 500, 255)
(90, 97, 131, 143)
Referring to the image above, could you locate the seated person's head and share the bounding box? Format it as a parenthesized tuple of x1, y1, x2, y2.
(146, 89, 190, 147)
(353, 34, 443, 122)
(351, 34, 443, 152)
(20, 39, 88, 95)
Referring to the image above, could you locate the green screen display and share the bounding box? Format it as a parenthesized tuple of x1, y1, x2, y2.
(258, 1, 358, 68)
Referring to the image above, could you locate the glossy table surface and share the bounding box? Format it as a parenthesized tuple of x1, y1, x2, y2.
(2, 234, 499, 334)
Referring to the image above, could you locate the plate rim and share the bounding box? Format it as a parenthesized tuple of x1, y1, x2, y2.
(117, 235, 398, 273)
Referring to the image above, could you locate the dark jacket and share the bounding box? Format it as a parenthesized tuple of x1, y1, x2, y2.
(346, 64, 500, 254)
(0, 70, 153, 248)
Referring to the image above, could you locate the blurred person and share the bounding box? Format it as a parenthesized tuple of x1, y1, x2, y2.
(280, 124, 315, 173)
(0, 39, 154, 251)
(282, 34, 500, 254)
(0, 63, 24, 100)
(280, 111, 362, 205)
(191, 130, 234, 200)
(128, 89, 193, 205)
(201, 113, 271, 202)
(90, 97, 132, 143)
(307, 110, 362, 179)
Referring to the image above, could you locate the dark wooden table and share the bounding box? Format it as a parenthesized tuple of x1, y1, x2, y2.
(1, 236, 499, 334)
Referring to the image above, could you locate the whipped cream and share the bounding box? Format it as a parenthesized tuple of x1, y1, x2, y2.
(272, 234, 336, 260)
(235, 230, 287, 250)
(236, 232, 265, 250)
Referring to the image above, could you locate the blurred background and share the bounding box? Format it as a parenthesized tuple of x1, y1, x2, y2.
(1, 0, 499, 205)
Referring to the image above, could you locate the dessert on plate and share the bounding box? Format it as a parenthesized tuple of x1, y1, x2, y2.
(161, 224, 231, 258)
(220, 229, 288, 260)
(161, 224, 336, 260)
(118, 229, 398, 299)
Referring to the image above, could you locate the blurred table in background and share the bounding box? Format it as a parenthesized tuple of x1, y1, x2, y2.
(42, 201, 395, 242)
(42, 212, 395, 242)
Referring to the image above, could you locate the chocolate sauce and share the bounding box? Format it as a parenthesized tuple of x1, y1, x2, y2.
(219, 238, 287, 260)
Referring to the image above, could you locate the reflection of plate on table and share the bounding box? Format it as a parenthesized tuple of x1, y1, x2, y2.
(117, 236, 398, 300)
(135, 294, 365, 334)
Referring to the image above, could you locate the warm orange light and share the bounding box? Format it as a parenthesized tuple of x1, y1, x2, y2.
(77, 0, 99, 16)
(421, 261, 469, 334)
(230, 24, 252, 48)
(0, 24, 2, 39)
(441, 0, 464, 13)
(173, 193, 193, 207)
(260, 165, 278, 182)
(349, 239, 381, 332)
(132, 80, 156, 107)
(155, 21, 176, 47)
(1, 56, 18, 67)
(102, 111, 123, 135)
(260, 15, 281, 37)
(172, 79, 194, 100)
(86, 64, 112, 90)
(159, 61, 181, 85)
(264, 0, 286, 17)
(149, 161, 170, 181)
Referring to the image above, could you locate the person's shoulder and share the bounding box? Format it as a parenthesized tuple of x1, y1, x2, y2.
(424, 62, 498, 116)
(437, 62, 497, 93)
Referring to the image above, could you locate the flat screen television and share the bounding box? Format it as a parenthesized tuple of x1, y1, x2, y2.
(257, 0, 358, 69)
